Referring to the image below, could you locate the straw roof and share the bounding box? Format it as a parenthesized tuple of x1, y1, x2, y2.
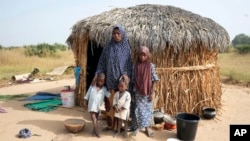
(67, 4, 230, 52)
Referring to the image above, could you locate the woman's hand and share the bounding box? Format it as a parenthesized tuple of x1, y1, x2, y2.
(120, 74, 130, 83)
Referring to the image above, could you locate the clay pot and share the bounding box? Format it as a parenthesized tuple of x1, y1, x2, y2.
(202, 107, 216, 119)
(64, 118, 85, 133)
(164, 122, 176, 130)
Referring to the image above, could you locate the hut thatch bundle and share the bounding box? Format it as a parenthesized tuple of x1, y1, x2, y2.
(66, 4, 230, 115)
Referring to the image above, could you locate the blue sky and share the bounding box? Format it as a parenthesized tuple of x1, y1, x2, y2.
(0, 0, 249, 47)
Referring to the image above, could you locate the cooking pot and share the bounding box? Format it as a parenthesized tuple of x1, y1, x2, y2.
(202, 107, 216, 119)
(153, 111, 164, 124)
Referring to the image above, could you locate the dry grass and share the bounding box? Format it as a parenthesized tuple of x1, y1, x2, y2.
(218, 52, 250, 84)
(1, 48, 249, 86)
(0, 48, 75, 83)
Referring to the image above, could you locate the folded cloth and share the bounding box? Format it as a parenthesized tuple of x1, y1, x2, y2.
(0, 107, 7, 113)
(18, 128, 31, 138)
(22, 92, 60, 101)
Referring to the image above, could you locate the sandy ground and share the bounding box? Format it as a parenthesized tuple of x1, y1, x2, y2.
(0, 79, 250, 141)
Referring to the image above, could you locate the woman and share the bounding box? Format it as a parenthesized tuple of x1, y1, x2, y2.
(91, 24, 133, 131)
(132, 46, 159, 137)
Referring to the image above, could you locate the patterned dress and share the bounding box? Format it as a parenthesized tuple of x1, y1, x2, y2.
(132, 63, 159, 129)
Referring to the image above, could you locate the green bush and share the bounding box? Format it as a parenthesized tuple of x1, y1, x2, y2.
(235, 44, 250, 54)
(53, 43, 67, 51)
(24, 43, 68, 57)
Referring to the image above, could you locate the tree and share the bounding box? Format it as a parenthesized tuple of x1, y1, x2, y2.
(232, 34, 250, 47)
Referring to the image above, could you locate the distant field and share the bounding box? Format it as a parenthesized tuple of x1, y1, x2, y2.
(0, 48, 75, 83)
(218, 52, 250, 84)
(0, 48, 250, 86)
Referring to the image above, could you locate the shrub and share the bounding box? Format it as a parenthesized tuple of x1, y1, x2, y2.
(24, 43, 56, 57)
(53, 43, 67, 51)
(235, 44, 250, 54)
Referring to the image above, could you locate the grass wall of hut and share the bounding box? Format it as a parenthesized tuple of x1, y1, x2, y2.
(131, 45, 222, 115)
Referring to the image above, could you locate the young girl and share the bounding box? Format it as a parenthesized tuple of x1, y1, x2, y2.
(132, 46, 159, 137)
(84, 73, 110, 138)
(113, 78, 131, 138)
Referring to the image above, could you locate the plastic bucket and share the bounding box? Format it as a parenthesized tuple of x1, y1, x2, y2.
(176, 113, 200, 141)
(166, 138, 181, 141)
(60, 89, 75, 108)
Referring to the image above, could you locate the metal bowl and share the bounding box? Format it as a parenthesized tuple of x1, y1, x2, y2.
(163, 114, 176, 125)
(202, 107, 216, 119)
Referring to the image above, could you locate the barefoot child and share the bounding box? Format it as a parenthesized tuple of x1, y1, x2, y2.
(84, 73, 110, 138)
(113, 78, 131, 138)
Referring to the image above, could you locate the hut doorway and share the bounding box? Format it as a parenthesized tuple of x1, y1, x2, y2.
(86, 41, 103, 89)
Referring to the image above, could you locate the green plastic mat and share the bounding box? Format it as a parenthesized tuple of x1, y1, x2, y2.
(24, 99, 62, 112)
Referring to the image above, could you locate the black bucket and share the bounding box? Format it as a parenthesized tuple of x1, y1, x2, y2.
(176, 113, 200, 141)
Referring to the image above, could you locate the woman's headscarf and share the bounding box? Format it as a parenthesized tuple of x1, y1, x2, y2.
(96, 24, 133, 90)
(134, 46, 152, 95)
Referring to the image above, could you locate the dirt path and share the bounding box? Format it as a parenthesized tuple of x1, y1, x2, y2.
(0, 79, 250, 141)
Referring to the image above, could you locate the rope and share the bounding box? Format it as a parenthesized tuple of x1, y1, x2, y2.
(156, 64, 216, 71)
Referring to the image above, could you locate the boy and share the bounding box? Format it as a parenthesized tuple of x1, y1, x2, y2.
(84, 73, 110, 138)
(113, 78, 131, 138)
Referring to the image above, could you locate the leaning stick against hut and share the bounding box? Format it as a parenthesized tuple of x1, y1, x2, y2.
(150, 93, 159, 127)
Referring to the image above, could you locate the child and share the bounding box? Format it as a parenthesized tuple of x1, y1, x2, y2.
(131, 46, 159, 137)
(84, 72, 110, 138)
(113, 78, 131, 138)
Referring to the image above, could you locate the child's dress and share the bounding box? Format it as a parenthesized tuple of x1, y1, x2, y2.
(132, 63, 159, 129)
(84, 85, 110, 113)
(113, 91, 131, 120)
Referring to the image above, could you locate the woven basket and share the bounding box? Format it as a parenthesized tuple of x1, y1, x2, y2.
(64, 118, 85, 133)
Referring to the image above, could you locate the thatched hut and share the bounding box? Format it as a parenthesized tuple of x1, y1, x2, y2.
(66, 4, 230, 115)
